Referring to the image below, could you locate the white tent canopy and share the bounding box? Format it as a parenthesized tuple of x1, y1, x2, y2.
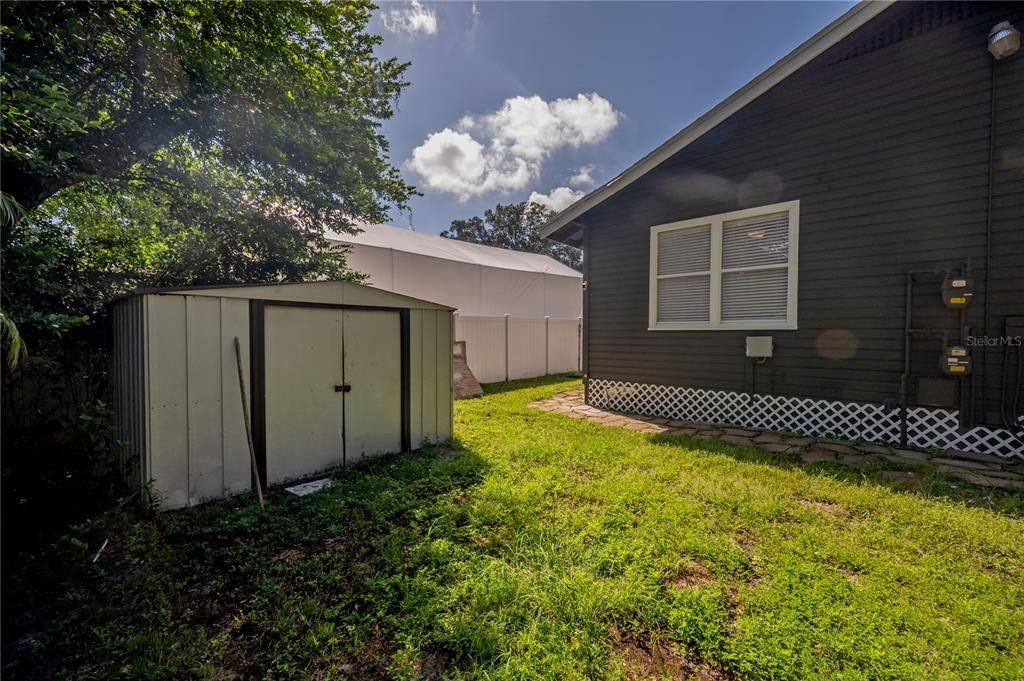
(326, 223, 582, 318)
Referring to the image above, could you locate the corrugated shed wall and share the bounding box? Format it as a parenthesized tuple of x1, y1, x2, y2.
(111, 295, 147, 488)
(580, 1, 1024, 425)
(114, 288, 453, 509)
(409, 308, 454, 447)
(144, 294, 252, 508)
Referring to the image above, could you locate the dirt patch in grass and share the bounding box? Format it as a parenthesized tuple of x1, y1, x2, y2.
(745, 573, 763, 588)
(272, 547, 305, 563)
(980, 561, 1018, 581)
(797, 495, 849, 517)
(415, 646, 452, 680)
(568, 466, 598, 481)
(839, 568, 861, 584)
(332, 631, 396, 681)
(665, 561, 714, 590)
(734, 531, 756, 557)
(320, 537, 349, 553)
(273, 536, 348, 563)
(878, 470, 924, 487)
(729, 532, 763, 590)
(614, 634, 732, 680)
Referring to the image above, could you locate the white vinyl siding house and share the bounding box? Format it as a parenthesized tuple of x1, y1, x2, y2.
(648, 201, 800, 331)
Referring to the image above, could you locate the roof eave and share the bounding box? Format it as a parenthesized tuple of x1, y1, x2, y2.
(539, 0, 893, 244)
(327, 232, 583, 277)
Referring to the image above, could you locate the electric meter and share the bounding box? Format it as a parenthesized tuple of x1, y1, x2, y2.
(939, 346, 972, 376)
(941, 276, 974, 308)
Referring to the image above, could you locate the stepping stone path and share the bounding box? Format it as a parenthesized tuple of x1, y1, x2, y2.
(527, 389, 1024, 490)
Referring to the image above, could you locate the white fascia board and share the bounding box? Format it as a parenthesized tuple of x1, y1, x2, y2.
(540, 0, 894, 242)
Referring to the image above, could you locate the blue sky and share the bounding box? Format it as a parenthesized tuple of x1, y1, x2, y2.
(371, 1, 855, 234)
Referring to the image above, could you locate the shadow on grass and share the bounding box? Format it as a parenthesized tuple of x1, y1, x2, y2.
(1, 442, 489, 681)
(478, 372, 581, 396)
(644, 430, 1024, 518)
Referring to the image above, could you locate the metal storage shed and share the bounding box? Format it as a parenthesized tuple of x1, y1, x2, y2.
(112, 281, 454, 510)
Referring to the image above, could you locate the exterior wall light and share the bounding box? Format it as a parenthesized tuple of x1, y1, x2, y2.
(988, 21, 1021, 60)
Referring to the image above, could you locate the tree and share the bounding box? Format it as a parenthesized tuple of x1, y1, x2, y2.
(37, 143, 359, 289)
(1, 0, 413, 229)
(442, 201, 581, 270)
(0, 1, 417, 539)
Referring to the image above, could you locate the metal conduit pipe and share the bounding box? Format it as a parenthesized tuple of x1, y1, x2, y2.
(899, 268, 955, 449)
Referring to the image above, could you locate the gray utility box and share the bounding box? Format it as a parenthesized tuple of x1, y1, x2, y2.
(745, 336, 774, 359)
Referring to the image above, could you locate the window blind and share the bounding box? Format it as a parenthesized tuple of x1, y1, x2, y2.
(722, 212, 789, 270)
(721, 211, 789, 320)
(658, 275, 711, 323)
(721, 269, 788, 321)
(657, 225, 711, 275)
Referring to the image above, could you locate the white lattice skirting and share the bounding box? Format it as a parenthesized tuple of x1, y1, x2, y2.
(587, 379, 1024, 459)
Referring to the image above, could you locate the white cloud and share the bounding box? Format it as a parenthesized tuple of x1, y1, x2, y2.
(528, 186, 586, 213)
(568, 164, 595, 188)
(408, 129, 531, 199)
(484, 94, 619, 161)
(408, 93, 620, 200)
(381, 0, 437, 35)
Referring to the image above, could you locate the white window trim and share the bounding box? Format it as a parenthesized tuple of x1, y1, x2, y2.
(648, 200, 799, 331)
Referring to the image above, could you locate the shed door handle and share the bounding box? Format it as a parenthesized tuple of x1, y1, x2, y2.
(334, 384, 351, 393)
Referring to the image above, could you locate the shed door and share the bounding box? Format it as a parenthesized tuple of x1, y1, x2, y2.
(343, 310, 401, 462)
(265, 306, 344, 485)
(264, 306, 402, 485)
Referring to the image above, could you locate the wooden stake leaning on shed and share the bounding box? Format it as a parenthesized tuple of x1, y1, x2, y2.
(234, 337, 265, 510)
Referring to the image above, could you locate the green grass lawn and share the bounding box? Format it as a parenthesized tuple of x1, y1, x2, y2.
(4, 377, 1023, 680)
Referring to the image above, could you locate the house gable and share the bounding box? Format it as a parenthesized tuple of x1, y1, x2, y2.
(541, 1, 1010, 246)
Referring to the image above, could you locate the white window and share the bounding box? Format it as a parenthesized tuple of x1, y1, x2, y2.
(649, 200, 799, 331)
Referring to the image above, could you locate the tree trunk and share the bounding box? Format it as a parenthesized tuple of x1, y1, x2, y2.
(0, 161, 70, 212)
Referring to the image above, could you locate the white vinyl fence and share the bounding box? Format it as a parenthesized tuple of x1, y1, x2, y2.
(455, 313, 581, 383)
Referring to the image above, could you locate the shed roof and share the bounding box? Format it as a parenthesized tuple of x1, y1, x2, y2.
(326, 222, 581, 278)
(125, 280, 453, 311)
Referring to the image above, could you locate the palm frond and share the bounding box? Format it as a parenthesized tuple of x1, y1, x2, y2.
(1, 192, 26, 228)
(1, 312, 28, 370)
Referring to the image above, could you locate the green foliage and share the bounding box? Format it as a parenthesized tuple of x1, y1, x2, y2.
(1, 1, 415, 542)
(1, 0, 414, 224)
(0, 191, 26, 227)
(443, 201, 582, 270)
(0, 213, 123, 538)
(0, 312, 27, 369)
(0, 193, 29, 369)
(1, 0, 413, 287)
(35, 145, 360, 290)
(1, 219, 95, 341)
(3, 378, 1022, 679)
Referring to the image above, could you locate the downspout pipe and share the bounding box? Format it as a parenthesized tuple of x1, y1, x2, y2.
(580, 222, 591, 405)
(900, 272, 912, 448)
(981, 57, 997, 426)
